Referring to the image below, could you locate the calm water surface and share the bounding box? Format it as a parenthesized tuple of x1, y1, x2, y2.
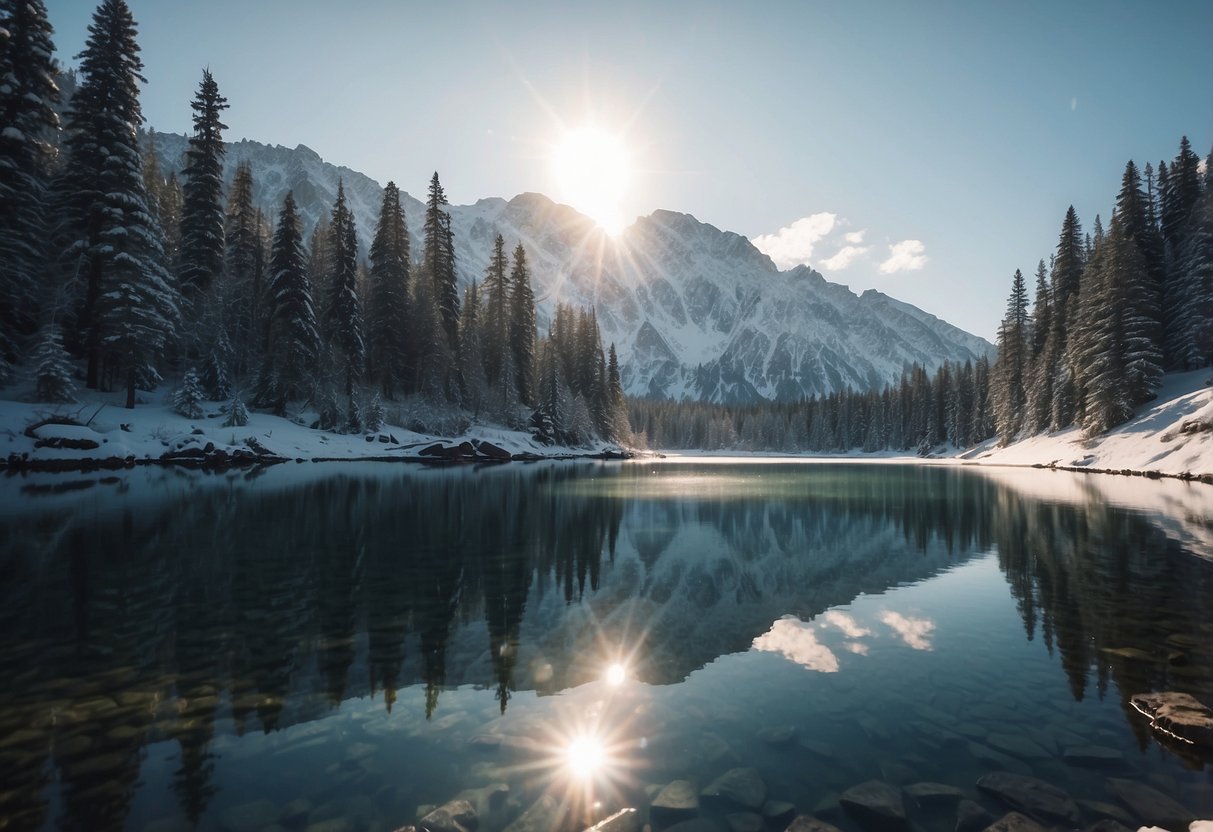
(0, 461, 1211, 831)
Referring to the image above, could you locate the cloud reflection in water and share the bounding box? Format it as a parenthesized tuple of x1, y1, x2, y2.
(752, 616, 840, 672)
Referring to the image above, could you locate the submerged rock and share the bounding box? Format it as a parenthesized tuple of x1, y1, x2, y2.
(839, 780, 908, 831)
(701, 768, 766, 811)
(1076, 800, 1136, 827)
(955, 799, 994, 832)
(762, 801, 797, 826)
(985, 734, 1052, 761)
(904, 782, 965, 808)
(418, 799, 477, 832)
(652, 779, 700, 824)
(1104, 778, 1194, 830)
(1082, 821, 1134, 832)
(1129, 692, 1213, 750)
(975, 773, 1079, 826)
(725, 812, 763, 832)
(756, 725, 797, 745)
(981, 812, 1047, 832)
(786, 818, 845, 832)
(580, 808, 640, 832)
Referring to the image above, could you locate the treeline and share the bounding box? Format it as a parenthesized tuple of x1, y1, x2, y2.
(990, 137, 1213, 441)
(631, 357, 994, 453)
(0, 0, 628, 446)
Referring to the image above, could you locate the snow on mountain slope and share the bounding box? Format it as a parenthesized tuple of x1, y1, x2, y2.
(149, 134, 994, 403)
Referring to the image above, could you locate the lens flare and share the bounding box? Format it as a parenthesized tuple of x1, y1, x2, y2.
(564, 733, 607, 779)
(604, 662, 627, 686)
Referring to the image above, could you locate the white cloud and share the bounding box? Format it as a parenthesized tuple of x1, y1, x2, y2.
(878, 610, 935, 650)
(753, 616, 839, 672)
(879, 239, 928, 274)
(751, 213, 837, 270)
(819, 244, 870, 271)
(844, 230, 866, 244)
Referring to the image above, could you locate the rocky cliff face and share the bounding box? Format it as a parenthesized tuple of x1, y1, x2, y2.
(149, 135, 993, 402)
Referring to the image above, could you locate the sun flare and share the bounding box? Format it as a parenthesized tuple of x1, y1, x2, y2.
(550, 125, 632, 236)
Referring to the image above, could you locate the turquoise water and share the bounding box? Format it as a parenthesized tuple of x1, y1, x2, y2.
(0, 461, 1210, 831)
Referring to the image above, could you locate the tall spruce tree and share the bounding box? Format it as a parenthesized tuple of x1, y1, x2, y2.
(0, 0, 59, 381)
(458, 280, 487, 414)
(423, 172, 459, 352)
(57, 0, 179, 397)
(260, 192, 318, 411)
(509, 242, 536, 406)
(1024, 259, 1053, 433)
(482, 233, 511, 390)
(224, 161, 261, 373)
(992, 268, 1029, 443)
(1172, 151, 1213, 368)
(178, 69, 228, 306)
(366, 181, 410, 398)
(1114, 162, 1164, 402)
(323, 181, 364, 398)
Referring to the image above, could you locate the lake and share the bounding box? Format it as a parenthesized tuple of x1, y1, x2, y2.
(0, 460, 1211, 832)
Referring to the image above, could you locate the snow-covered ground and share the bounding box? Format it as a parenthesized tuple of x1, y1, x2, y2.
(0, 386, 619, 469)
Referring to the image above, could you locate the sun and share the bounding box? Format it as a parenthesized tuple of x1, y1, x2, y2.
(550, 125, 632, 236)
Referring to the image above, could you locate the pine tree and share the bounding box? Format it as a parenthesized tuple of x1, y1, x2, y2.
(605, 343, 629, 442)
(365, 393, 385, 433)
(0, 0, 59, 382)
(424, 172, 459, 352)
(992, 268, 1029, 443)
(57, 0, 180, 405)
(458, 280, 488, 414)
(531, 341, 569, 444)
(509, 243, 536, 406)
(261, 192, 319, 411)
(173, 368, 205, 418)
(224, 161, 262, 373)
(222, 393, 249, 427)
(1173, 151, 1213, 368)
(31, 323, 77, 403)
(1024, 259, 1053, 433)
(178, 68, 228, 308)
(366, 181, 410, 398)
(323, 181, 364, 397)
(482, 233, 511, 388)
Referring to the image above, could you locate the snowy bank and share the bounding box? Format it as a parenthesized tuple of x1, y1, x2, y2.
(0, 387, 628, 471)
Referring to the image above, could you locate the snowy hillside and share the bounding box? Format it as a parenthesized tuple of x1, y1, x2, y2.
(149, 135, 993, 403)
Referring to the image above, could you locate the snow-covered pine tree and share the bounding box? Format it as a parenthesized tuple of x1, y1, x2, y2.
(223, 392, 249, 427)
(178, 69, 228, 307)
(531, 340, 569, 445)
(1024, 259, 1053, 434)
(322, 181, 364, 397)
(366, 181, 410, 398)
(992, 268, 1029, 444)
(0, 0, 60, 382)
(57, 0, 180, 406)
(458, 280, 488, 415)
(173, 368, 205, 418)
(605, 343, 629, 442)
(509, 243, 536, 406)
(1173, 151, 1213, 368)
(1112, 164, 1164, 405)
(482, 233, 511, 391)
(365, 393, 385, 433)
(261, 192, 319, 412)
(423, 172, 459, 353)
(32, 323, 77, 403)
(224, 161, 262, 374)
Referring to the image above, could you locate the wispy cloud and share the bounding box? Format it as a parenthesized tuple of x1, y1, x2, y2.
(878, 610, 935, 650)
(819, 244, 870, 271)
(879, 239, 928, 274)
(821, 610, 871, 638)
(844, 230, 867, 244)
(753, 616, 839, 672)
(751, 213, 837, 269)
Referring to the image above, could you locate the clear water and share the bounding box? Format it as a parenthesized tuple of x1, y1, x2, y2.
(0, 461, 1211, 832)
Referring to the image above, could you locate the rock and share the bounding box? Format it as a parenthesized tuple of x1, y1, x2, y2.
(1083, 822, 1134, 832)
(839, 780, 908, 831)
(1062, 745, 1123, 768)
(503, 795, 561, 832)
(756, 725, 797, 745)
(956, 800, 994, 832)
(975, 773, 1079, 826)
(762, 801, 797, 826)
(220, 800, 279, 832)
(1105, 778, 1194, 830)
(279, 797, 313, 826)
(879, 763, 917, 786)
(981, 812, 1047, 832)
(985, 734, 1052, 760)
(701, 768, 767, 811)
(581, 808, 641, 832)
(1077, 800, 1136, 827)
(786, 816, 845, 832)
(418, 799, 477, 832)
(811, 794, 843, 820)
(725, 813, 764, 832)
(1129, 692, 1213, 750)
(904, 782, 965, 808)
(476, 441, 512, 460)
(455, 783, 510, 818)
(652, 779, 700, 824)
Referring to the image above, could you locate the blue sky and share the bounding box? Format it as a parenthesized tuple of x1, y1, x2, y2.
(49, 1, 1212, 340)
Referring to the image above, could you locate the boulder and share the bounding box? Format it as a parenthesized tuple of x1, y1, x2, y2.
(701, 768, 767, 811)
(651, 780, 700, 825)
(975, 773, 1079, 826)
(1076, 800, 1136, 827)
(476, 441, 512, 460)
(1129, 692, 1213, 750)
(839, 780, 908, 831)
(981, 812, 1047, 832)
(904, 782, 965, 808)
(762, 801, 797, 826)
(1104, 778, 1194, 830)
(418, 799, 477, 832)
(502, 795, 560, 832)
(956, 799, 994, 832)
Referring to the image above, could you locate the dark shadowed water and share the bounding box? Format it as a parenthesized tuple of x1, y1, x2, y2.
(0, 461, 1211, 832)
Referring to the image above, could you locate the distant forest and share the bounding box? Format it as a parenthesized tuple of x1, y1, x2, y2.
(0, 0, 628, 446)
(2, 0, 1209, 454)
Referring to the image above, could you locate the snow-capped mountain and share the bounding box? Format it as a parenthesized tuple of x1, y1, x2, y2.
(149, 134, 994, 402)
